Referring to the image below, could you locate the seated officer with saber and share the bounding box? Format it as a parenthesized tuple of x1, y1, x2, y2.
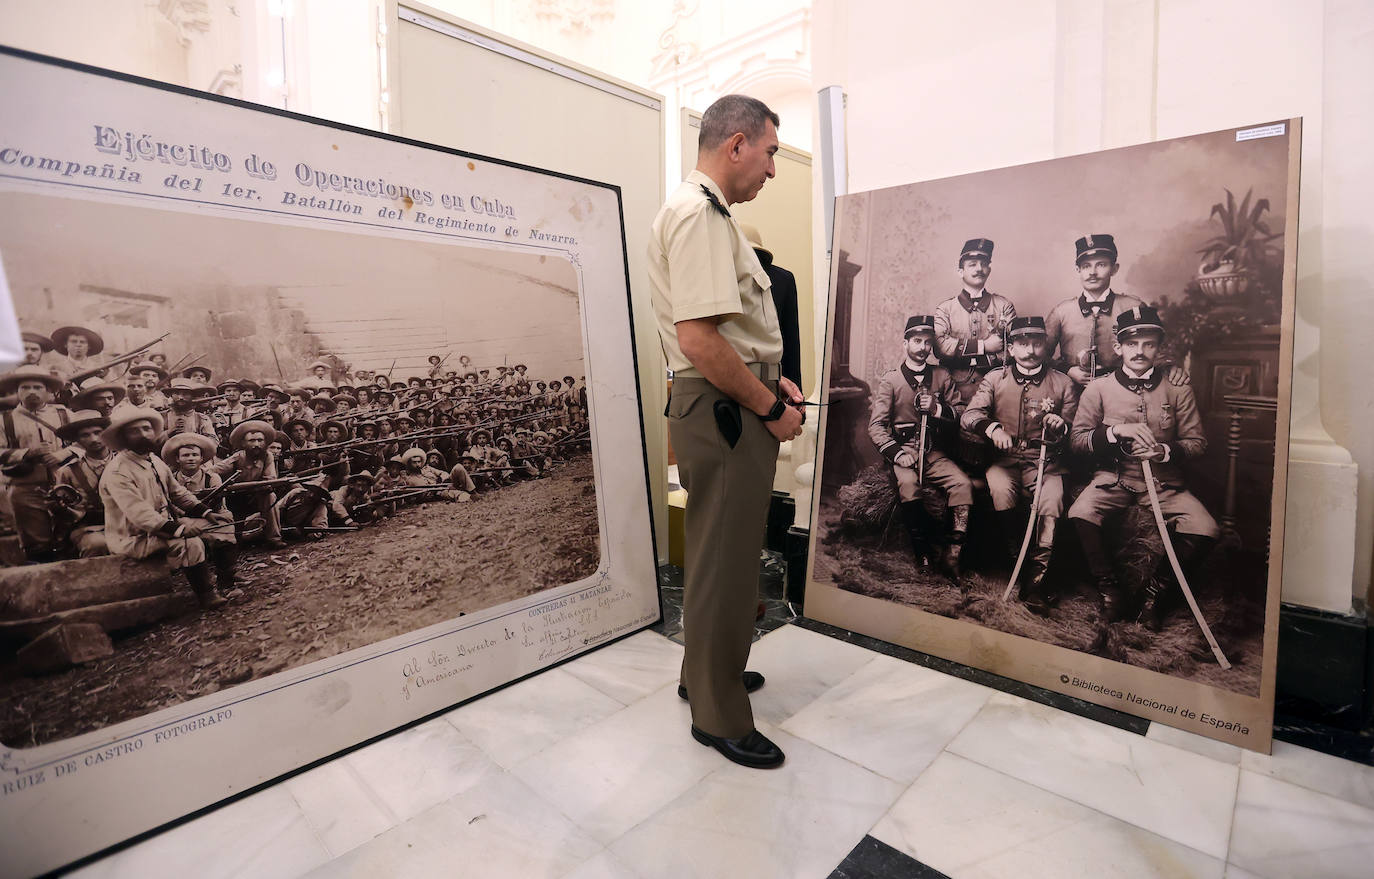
(868, 315, 974, 581)
(1067, 305, 1220, 629)
(962, 316, 1077, 613)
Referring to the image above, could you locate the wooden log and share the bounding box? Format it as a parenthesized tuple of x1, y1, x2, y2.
(0, 594, 190, 644)
(17, 623, 113, 675)
(0, 555, 174, 620)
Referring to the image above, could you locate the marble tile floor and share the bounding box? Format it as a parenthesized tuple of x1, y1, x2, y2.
(66, 624, 1374, 879)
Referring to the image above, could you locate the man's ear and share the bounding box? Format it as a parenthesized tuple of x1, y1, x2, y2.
(727, 132, 746, 158)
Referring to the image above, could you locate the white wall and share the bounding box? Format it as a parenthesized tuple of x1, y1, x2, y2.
(813, 0, 1374, 610)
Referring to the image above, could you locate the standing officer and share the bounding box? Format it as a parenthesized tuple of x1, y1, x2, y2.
(867, 315, 974, 579)
(1044, 234, 1144, 385)
(1067, 306, 1219, 627)
(650, 94, 801, 769)
(933, 239, 1017, 405)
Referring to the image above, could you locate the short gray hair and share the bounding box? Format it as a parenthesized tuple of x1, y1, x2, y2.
(698, 95, 779, 152)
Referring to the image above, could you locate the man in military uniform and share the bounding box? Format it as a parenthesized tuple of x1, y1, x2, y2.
(962, 316, 1079, 612)
(933, 239, 1017, 405)
(73, 378, 125, 418)
(53, 409, 112, 558)
(164, 378, 218, 440)
(1044, 234, 1145, 386)
(212, 419, 287, 548)
(0, 366, 75, 562)
(216, 379, 251, 429)
(867, 315, 974, 580)
(48, 326, 104, 382)
(1068, 306, 1219, 627)
(650, 94, 802, 769)
(99, 408, 236, 609)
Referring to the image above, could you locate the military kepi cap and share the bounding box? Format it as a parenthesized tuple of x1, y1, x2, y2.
(1008, 316, 1048, 338)
(1075, 233, 1118, 263)
(959, 238, 994, 262)
(1115, 305, 1165, 339)
(904, 315, 937, 338)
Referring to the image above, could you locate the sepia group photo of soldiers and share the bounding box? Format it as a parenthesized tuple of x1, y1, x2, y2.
(817, 199, 1289, 699)
(0, 315, 599, 745)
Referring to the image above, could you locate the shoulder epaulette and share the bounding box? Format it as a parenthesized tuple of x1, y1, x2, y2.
(698, 184, 731, 218)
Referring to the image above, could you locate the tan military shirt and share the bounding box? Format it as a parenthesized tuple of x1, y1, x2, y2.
(648, 170, 782, 374)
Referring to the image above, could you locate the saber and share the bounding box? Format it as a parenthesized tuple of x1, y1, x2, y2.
(1003, 420, 1049, 601)
(1141, 458, 1230, 668)
(915, 412, 928, 487)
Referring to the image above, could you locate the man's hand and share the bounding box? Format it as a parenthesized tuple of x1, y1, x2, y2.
(894, 451, 916, 469)
(917, 392, 936, 414)
(1129, 443, 1167, 462)
(983, 333, 1005, 354)
(1043, 413, 1065, 433)
(1113, 421, 1157, 453)
(990, 426, 1014, 451)
(1166, 364, 1190, 386)
(208, 510, 234, 525)
(1067, 366, 1091, 386)
(180, 520, 206, 537)
(765, 404, 804, 443)
(778, 377, 804, 406)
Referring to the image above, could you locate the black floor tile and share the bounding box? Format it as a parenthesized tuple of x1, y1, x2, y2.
(830, 836, 951, 879)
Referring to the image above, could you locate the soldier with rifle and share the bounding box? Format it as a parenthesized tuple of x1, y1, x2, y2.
(0, 366, 75, 562)
(52, 409, 112, 558)
(210, 419, 286, 548)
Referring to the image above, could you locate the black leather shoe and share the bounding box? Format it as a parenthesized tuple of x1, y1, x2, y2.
(678, 671, 764, 702)
(690, 726, 785, 769)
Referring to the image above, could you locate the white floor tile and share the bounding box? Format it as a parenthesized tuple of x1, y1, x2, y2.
(610, 726, 904, 879)
(444, 667, 626, 769)
(1228, 770, 1374, 879)
(779, 653, 992, 784)
(560, 630, 685, 705)
(743, 624, 887, 727)
(560, 849, 643, 879)
(343, 717, 501, 822)
(509, 684, 720, 844)
(67, 786, 329, 879)
(1147, 721, 1244, 765)
(871, 752, 1223, 879)
(302, 772, 601, 879)
(284, 760, 396, 857)
(946, 692, 1238, 859)
(1240, 740, 1374, 811)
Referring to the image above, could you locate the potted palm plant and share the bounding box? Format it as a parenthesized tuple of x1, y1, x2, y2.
(1194, 187, 1282, 304)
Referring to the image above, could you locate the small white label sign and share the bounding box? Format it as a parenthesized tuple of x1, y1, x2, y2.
(1236, 123, 1286, 142)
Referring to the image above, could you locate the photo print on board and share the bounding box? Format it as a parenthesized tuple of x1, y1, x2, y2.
(808, 120, 1299, 749)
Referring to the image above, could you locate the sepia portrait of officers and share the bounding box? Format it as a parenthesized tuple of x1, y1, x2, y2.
(869, 234, 1216, 632)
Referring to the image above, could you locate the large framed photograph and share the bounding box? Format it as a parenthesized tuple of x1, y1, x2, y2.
(807, 120, 1298, 751)
(0, 48, 657, 877)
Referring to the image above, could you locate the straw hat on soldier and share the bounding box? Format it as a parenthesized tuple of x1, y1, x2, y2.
(52, 326, 105, 356)
(21, 331, 53, 353)
(129, 361, 168, 381)
(306, 393, 337, 413)
(317, 418, 350, 439)
(347, 470, 375, 486)
(73, 378, 127, 410)
(160, 432, 218, 466)
(55, 409, 110, 442)
(0, 364, 65, 395)
(102, 407, 164, 451)
(229, 419, 276, 449)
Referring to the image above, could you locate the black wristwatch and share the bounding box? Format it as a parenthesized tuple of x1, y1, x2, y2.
(760, 399, 788, 422)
